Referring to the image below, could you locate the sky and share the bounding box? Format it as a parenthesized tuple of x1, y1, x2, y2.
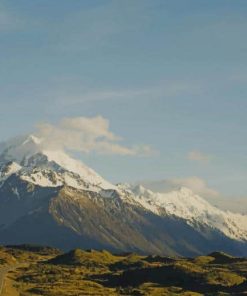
(0, 0, 247, 199)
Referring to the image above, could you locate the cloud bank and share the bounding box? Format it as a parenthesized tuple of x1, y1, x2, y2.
(36, 116, 156, 157)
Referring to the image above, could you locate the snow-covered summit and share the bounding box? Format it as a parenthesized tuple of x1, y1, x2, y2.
(0, 135, 115, 191)
(0, 135, 41, 163)
(122, 184, 247, 242)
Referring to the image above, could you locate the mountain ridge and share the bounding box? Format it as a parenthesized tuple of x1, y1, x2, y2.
(0, 135, 246, 256)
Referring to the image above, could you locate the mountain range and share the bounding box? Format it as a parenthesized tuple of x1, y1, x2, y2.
(0, 135, 246, 256)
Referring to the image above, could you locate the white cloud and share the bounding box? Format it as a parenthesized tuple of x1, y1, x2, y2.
(187, 150, 211, 163)
(140, 176, 219, 199)
(61, 116, 119, 141)
(212, 197, 247, 214)
(168, 177, 219, 198)
(36, 116, 156, 157)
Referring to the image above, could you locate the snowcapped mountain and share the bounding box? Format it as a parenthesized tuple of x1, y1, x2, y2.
(0, 135, 115, 191)
(122, 184, 247, 242)
(0, 134, 246, 256)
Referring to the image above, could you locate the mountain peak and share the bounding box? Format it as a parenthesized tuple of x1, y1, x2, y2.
(22, 134, 42, 145)
(0, 135, 115, 191)
(178, 186, 194, 195)
(0, 134, 42, 164)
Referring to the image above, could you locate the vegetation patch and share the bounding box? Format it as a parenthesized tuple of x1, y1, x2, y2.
(0, 246, 247, 295)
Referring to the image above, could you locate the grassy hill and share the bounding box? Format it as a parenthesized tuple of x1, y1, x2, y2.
(1, 245, 247, 295)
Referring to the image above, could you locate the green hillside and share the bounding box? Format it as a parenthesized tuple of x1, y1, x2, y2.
(0, 245, 247, 295)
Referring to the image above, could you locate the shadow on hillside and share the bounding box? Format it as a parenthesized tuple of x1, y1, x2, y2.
(90, 265, 247, 294)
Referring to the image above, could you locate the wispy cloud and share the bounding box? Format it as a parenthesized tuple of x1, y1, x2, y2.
(140, 176, 219, 199)
(187, 150, 211, 164)
(46, 80, 202, 107)
(36, 116, 157, 157)
(168, 177, 219, 198)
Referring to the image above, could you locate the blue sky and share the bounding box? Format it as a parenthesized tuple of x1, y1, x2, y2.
(1, 0, 247, 198)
